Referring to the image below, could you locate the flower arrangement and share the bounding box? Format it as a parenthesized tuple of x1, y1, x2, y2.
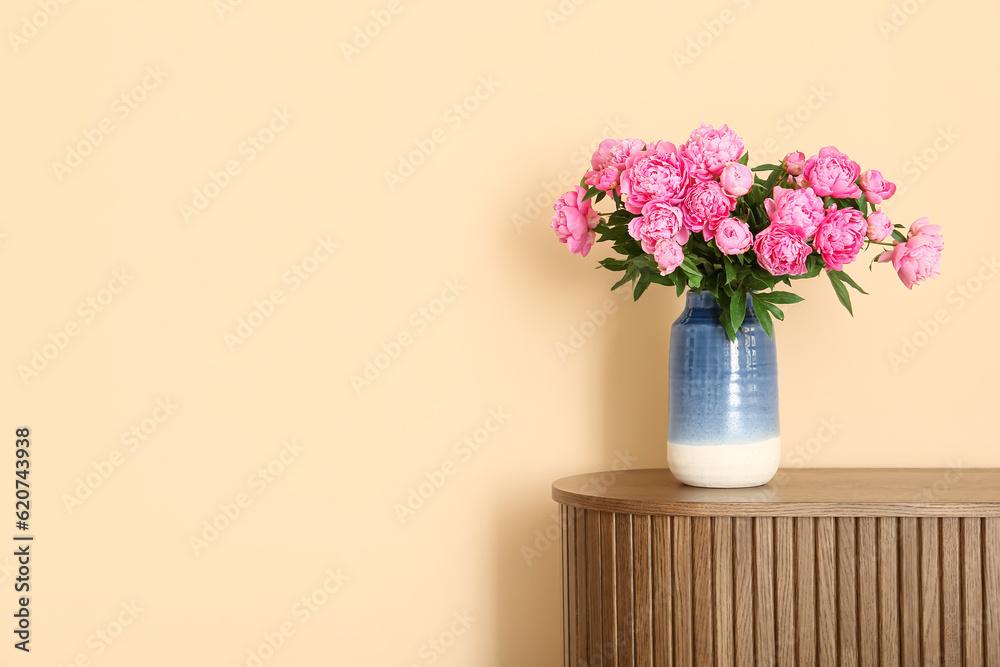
(550, 123, 944, 341)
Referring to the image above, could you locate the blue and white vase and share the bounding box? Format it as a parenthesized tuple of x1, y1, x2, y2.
(667, 290, 780, 488)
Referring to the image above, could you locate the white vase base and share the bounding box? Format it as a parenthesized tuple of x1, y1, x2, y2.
(667, 437, 780, 488)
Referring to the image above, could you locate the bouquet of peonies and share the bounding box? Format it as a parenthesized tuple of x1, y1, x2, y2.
(550, 123, 944, 340)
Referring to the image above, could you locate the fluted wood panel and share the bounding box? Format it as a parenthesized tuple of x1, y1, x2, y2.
(563, 513, 1000, 666)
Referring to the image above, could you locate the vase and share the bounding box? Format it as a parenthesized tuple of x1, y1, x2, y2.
(666, 290, 780, 488)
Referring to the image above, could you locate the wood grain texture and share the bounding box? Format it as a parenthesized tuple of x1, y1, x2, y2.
(617, 514, 635, 667)
(754, 517, 776, 666)
(857, 517, 878, 667)
(634, 514, 653, 667)
(601, 511, 618, 666)
(986, 518, 1000, 665)
(817, 517, 837, 667)
(837, 517, 858, 667)
(796, 517, 817, 667)
(774, 517, 795, 667)
(672, 516, 693, 666)
(586, 509, 603, 661)
(878, 517, 900, 666)
(920, 517, 941, 667)
(692, 517, 714, 666)
(900, 517, 920, 665)
(941, 517, 962, 666)
(575, 507, 589, 662)
(561, 505, 569, 667)
(733, 517, 754, 667)
(962, 517, 983, 667)
(566, 506, 578, 667)
(713, 516, 734, 667)
(556, 470, 1000, 666)
(651, 515, 672, 665)
(552, 468, 1000, 516)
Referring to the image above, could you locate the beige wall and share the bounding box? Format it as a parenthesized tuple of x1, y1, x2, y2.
(2, 0, 996, 664)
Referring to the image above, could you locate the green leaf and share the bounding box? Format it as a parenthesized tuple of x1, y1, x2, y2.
(680, 256, 701, 275)
(674, 271, 687, 297)
(723, 256, 736, 285)
(648, 270, 674, 287)
(611, 272, 632, 291)
(753, 291, 805, 305)
(680, 256, 703, 289)
(754, 298, 775, 339)
(611, 189, 623, 209)
(739, 152, 749, 166)
(612, 238, 644, 257)
(827, 270, 853, 316)
(730, 290, 747, 332)
(633, 274, 651, 301)
(828, 269, 869, 295)
(717, 293, 737, 342)
(856, 196, 867, 216)
(891, 230, 907, 243)
(608, 210, 638, 227)
(754, 298, 785, 321)
(629, 254, 654, 270)
(600, 224, 633, 241)
(751, 164, 781, 172)
(598, 257, 629, 271)
(582, 186, 600, 202)
(611, 264, 639, 291)
(797, 254, 823, 279)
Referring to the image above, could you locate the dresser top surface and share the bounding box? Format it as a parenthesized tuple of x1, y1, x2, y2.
(552, 468, 1000, 516)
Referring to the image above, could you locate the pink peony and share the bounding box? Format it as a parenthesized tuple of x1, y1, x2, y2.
(679, 180, 735, 234)
(813, 206, 867, 271)
(551, 186, 600, 257)
(859, 169, 896, 205)
(763, 186, 826, 238)
(802, 146, 862, 198)
(783, 151, 806, 176)
(713, 218, 753, 256)
(592, 138, 646, 171)
(786, 173, 807, 189)
(680, 123, 746, 181)
(620, 142, 691, 213)
(866, 208, 892, 242)
(628, 201, 689, 253)
(720, 162, 753, 196)
(753, 224, 812, 276)
(587, 138, 647, 191)
(584, 167, 619, 191)
(653, 237, 685, 275)
(878, 217, 944, 289)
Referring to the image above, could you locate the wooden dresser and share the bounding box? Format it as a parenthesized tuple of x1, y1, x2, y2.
(551, 468, 1000, 666)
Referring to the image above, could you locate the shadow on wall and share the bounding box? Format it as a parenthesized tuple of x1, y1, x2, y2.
(493, 285, 684, 665)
